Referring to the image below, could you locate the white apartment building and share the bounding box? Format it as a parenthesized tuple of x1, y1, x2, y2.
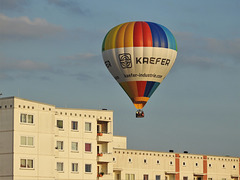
(0, 96, 239, 180)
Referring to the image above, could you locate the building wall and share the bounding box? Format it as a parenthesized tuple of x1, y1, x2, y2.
(0, 98, 14, 180)
(0, 97, 113, 180)
(113, 148, 240, 180)
(113, 136, 127, 149)
(13, 97, 56, 180)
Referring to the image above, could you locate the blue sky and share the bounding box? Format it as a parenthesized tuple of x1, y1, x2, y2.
(0, 0, 240, 156)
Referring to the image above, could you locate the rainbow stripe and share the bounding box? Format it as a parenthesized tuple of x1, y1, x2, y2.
(102, 21, 177, 52)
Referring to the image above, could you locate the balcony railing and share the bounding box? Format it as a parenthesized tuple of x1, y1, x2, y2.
(97, 152, 112, 162)
(97, 173, 112, 179)
(97, 132, 103, 136)
(97, 132, 112, 142)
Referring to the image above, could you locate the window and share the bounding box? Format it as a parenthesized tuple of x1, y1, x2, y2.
(57, 120, 63, 129)
(20, 114, 34, 124)
(144, 159, 147, 163)
(71, 121, 78, 130)
(85, 164, 92, 172)
(85, 122, 92, 132)
(170, 161, 173, 165)
(126, 174, 135, 180)
(208, 178, 213, 180)
(156, 160, 160, 164)
(233, 165, 236, 169)
(20, 159, 33, 169)
(183, 177, 188, 180)
(195, 162, 199, 167)
(71, 142, 78, 151)
(183, 162, 186, 166)
(57, 162, 64, 172)
(143, 174, 148, 180)
(85, 143, 91, 152)
(20, 136, 34, 146)
(56, 141, 64, 150)
(129, 158, 132, 163)
(156, 175, 161, 180)
(209, 164, 212, 167)
(72, 163, 78, 172)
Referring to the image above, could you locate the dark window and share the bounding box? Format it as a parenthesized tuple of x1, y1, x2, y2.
(143, 174, 148, 180)
(85, 164, 91, 172)
(71, 121, 78, 130)
(85, 143, 91, 152)
(57, 120, 63, 129)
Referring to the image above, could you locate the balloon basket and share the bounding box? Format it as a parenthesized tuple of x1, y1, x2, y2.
(136, 109, 144, 118)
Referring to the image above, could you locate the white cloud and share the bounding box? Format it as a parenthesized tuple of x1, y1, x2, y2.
(0, 58, 53, 80)
(176, 32, 240, 69)
(0, 59, 50, 72)
(206, 38, 240, 61)
(0, 14, 63, 40)
(62, 53, 97, 61)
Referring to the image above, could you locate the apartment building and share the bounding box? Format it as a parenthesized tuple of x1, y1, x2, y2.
(0, 96, 113, 180)
(112, 139, 240, 180)
(0, 96, 239, 180)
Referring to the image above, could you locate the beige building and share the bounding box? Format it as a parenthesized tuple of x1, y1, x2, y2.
(0, 96, 239, 180)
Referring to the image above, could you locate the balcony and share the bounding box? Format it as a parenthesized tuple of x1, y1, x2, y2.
(97, 153, 112, 163)
(97, 173, 112, 179)
(97, 153, 103, 157)
(97, 133, 112, 142)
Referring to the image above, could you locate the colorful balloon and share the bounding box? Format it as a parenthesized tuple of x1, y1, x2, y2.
(102, 21, 177, 116)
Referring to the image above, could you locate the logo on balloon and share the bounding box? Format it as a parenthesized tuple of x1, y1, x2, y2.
(119, 53, 132, 69)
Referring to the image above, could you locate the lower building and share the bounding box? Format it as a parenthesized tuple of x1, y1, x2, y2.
(0, 96, 239, 180)
(112, 137, 240, 180)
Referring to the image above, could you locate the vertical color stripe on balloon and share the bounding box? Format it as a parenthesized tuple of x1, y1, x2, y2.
(137, 81, 147, 97)
(159, 24, 177, 51)
(124, 22, 135, 48)
(144, 81, 155, 97)
(148, 82, 160, 97)
(103, 24, 122, 51)
(147, 22, 168, 48)
(120, 81, 138, 99)
(133, 22, 143, 47)
(142, 22, 153, 47)
(116, 23, 128, 48)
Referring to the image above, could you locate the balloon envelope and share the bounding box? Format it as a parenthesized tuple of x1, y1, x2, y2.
(102, 21, 177, 109)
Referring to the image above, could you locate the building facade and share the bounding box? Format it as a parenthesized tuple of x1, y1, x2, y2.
(0, 96, 239, 180)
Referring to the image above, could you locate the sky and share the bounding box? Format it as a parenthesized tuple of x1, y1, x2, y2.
(0, 0, 240, 157)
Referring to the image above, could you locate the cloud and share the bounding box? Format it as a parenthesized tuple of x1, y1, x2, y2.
(60, 53, 102, 68)
(47, 0, 88, 15)
(58, 53, 105, 81)
(206, 38, 240, 62)
(0, 0, 30, 11)
(0, 14, 63, 40)
(0, 59, 51, 72)
(176, 32, 240, 69)
(62, 53, 97, 61)
(0, 58, 55, 81)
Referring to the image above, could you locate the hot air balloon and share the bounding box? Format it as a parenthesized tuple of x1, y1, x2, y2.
(102, 21, 177, 118)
